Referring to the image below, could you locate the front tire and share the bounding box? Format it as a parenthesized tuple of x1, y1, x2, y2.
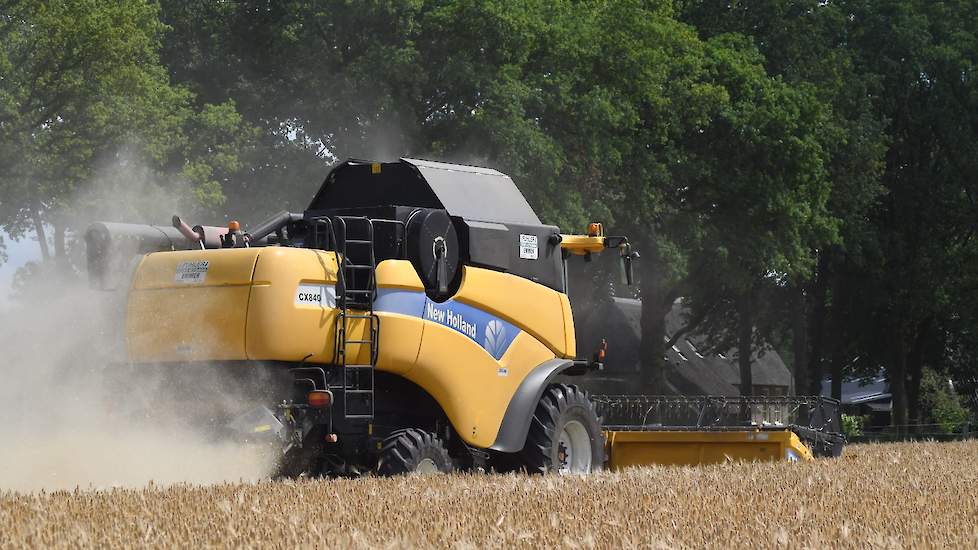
(512, 384, 604, 474)
(376, 428, 456, 475)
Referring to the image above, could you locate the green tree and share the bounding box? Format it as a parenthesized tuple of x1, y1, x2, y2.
(919, 368, 970, 434)
(0, 1, 256, 266)
(155, 1, 849, 396)
(678, 0, 888, 398)
(684, 1, 978, 425)
(835, 0, 978, 431)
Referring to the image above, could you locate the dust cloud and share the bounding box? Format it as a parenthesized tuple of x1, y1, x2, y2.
(0, 265, 280, 494)
(0, 157, 278, 493)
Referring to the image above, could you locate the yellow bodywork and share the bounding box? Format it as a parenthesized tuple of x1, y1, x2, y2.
(604, 429, 814, 469)
(128, 248, 264, 362)
(124, 247, 824, 459)
(559, 234, 607, 256)
(125, 247, 576, 448)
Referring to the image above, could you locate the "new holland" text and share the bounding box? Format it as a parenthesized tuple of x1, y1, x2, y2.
(425, 301, 477, 339)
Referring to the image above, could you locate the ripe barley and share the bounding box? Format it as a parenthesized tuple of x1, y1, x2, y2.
(1, 440, 977, 549)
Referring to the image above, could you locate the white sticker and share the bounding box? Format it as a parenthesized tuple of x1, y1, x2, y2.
(497, 367, 509, 377)
(295, 283, 337, 308)
(175, 260, 209, 284)
(519, 234, 538, 260)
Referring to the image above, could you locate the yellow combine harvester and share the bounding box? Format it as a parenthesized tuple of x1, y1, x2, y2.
(86, 158, 843, 475)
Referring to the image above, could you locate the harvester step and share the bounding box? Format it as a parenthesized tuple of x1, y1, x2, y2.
(343, 339, 374, 344)
(344, 264, 374, 270)
(345, 239, 373, 245)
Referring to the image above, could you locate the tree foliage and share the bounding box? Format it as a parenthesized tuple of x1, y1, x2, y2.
(2, 0, 978, 424)
(0, 0, 256, 266)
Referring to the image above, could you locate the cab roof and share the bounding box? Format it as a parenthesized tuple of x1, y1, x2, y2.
(307, 158, 542, 225)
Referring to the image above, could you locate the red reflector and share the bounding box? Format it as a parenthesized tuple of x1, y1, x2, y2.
(307, 390, 333, 408)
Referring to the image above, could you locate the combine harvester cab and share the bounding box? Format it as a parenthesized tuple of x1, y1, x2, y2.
(87, 158, 844, 476)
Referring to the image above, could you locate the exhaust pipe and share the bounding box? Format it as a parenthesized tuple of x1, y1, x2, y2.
(191, 224, 230, 249)
(87, 211, 298, 289)
(85, 222, 185, 290)
(172, 215, 203, 248)
(246, 211, 302, 243)
(171, 213, 230, 249)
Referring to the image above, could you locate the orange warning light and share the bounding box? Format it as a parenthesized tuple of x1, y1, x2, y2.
(308, 390, 333, 408)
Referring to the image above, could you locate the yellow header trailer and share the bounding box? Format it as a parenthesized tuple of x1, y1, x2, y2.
(605, 429, 814, 468)
(593, 394, 845, 465)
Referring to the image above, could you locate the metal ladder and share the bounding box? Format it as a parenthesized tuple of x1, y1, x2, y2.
(333, 216, 379, 421)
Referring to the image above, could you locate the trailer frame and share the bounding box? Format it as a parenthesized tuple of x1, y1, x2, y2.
(593, 394, 846, 461)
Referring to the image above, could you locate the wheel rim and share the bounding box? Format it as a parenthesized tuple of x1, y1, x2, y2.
(414, 458, 439, 474)
(557, 420, 592, 473)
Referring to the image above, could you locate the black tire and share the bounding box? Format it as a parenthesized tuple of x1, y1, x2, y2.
(376, 428, 456, 475)
(511, 384, 605, 474)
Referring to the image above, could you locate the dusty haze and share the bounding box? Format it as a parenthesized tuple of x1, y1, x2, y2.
(0, 158, 277, 493)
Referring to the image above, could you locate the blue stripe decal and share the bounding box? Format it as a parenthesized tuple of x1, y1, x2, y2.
(375, 288, 520, 360)
(373, 289, 427, 317)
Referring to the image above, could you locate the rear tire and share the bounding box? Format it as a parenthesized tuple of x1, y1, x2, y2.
(376, 428, 456, 475)
(511, 384, 604, 474)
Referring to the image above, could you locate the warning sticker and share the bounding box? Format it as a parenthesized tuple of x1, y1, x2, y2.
(295, 283, 337, 308)
(175, 260, 209, 284)
(519, 234, 538, 260)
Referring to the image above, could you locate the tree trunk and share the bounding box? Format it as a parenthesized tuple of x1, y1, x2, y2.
(807, 254, 830, 395)
(906, 318, 931, 431)
(53, 221, 66, 258)
(830, 347, 844, 401)
(791, 285, 808, 396)
(32, 205, 50, 261)
(639, 251, 671, 394)
(890, 322, 909, 437)
(737, 289, 753, 397)
(640, 297, 669, 393)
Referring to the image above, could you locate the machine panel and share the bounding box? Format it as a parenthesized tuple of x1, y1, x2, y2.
(246, 247, 342, 363)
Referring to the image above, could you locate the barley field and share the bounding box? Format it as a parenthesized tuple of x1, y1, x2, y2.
(2, 440, 976, 549)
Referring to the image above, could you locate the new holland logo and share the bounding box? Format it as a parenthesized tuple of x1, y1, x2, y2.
(424, 302, 478, 339)
(484, 319, 507, 359)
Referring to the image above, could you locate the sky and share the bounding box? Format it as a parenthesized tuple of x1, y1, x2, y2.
(0, 231, 41, 307)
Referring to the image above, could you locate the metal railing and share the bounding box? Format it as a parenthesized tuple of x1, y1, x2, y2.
(592, 394, 846, 457)
(592, 394, 837, 430)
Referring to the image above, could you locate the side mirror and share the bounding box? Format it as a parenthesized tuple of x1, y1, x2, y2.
(621, 245, 639, 286)
(603, 236, 639, 286)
